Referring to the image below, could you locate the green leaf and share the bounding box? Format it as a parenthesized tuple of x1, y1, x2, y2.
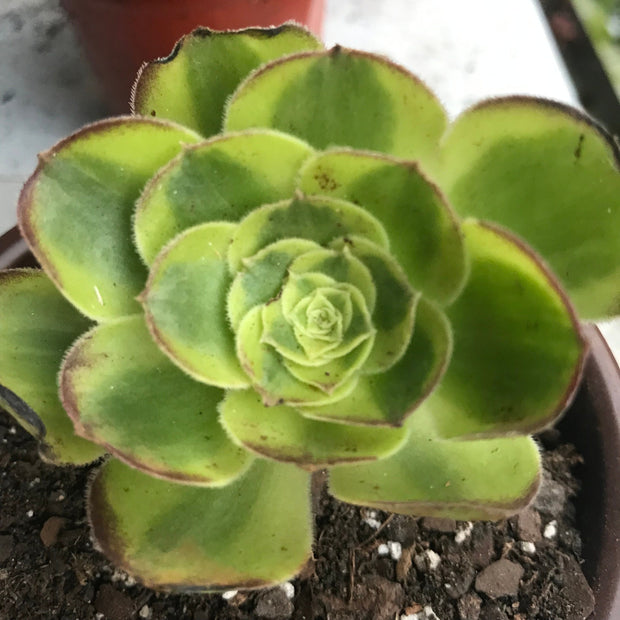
(435, 97, 620, 319)
(132, 24, 323, 137)
(227, 238, 320, 331)
(89, 458, 312, 590)
(236, 306, 359, 407)
(265, 280, 346, 364)
(225, 47, 447, 161)
(0, 270, 103, 465)
(286, 287, 351, 344)
(330, 236, 418, 373)
(142, 222, 249, 389)
(220, 389, 408, 469)
(329, 406, 541, 521)
(287, 246, 376, 313)
(283, 335, 374, 394)
(299, 149, 467, 304)
(429, 219, 586, 439)
(260, 292, 341, 367)
(18, 117, 201, 321)
(228, 195, 389, 273)
(134, 130, 314, 265)
(274, 280, 375, 364)
(61, 316, 252, 486)
(300, 298, 452, 426)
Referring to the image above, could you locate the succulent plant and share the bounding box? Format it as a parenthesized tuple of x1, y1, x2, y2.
(0, 24, 618, 591)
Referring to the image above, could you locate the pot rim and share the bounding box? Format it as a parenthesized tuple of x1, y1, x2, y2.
(564, 323, 620, 620)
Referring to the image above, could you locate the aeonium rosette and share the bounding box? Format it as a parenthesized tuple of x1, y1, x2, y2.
(0, 24, 618, 591)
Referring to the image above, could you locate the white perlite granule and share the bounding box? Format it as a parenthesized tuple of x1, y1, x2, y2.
(377, 541, 403, 560)
(363, 516, 382, 529)
(520, 541, 536, 554)
(280, 582, 295, 600)
(455, 522, 473, 544)
(544, 520, 558, 539)
(414, 549, 441, 571)
(388, 541, 402, 560)
(401, 605, 441, 620)
(363, 509, 382, 529)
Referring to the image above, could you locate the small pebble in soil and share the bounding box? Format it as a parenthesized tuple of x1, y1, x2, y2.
(139, 604, 152, 619)
(254, 587, 294, 619)
(39, 515, 67, 547)
(516, 508, 542, 542)
(470, 526, 496, 569)
(475, 558, 524, 598)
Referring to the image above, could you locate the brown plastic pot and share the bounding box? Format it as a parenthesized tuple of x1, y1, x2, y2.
(557, 323, 620, 620)
(0, 224, 619, 618)
(60, 0, 326, 114)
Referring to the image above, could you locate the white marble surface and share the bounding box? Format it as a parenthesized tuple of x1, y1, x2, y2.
(0, 0, 618, 354)
(323, 0, 577, 117)
(0, 0, 578, 234)
(0, 0, 105, 233)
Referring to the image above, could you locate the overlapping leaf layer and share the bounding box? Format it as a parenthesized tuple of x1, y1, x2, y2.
(0, 24, 616, 591)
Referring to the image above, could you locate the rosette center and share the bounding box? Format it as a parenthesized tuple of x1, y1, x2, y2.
(293, 290, 346, 343)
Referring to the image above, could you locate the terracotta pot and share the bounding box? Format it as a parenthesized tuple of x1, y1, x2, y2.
(60, 0, 326, 114)
(1, 225, 619, 618)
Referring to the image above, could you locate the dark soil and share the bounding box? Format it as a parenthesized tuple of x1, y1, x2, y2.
(0, 410, 595, 620)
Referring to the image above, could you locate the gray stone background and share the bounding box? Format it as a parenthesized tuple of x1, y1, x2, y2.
(0, 0, 617, 353)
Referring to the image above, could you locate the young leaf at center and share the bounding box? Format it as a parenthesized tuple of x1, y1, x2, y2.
(142, 222, 249, 389)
